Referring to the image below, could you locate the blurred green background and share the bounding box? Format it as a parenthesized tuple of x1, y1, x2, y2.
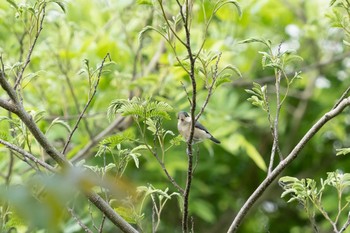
(1, 0, 350, 232)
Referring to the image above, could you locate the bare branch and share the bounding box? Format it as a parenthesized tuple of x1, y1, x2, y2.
(62, 53, 111, 155)
(14, 3, 46, 90)
(180, 81, 192, 106)
(153, 154, 185, 195)
(227, 97, 350, 233)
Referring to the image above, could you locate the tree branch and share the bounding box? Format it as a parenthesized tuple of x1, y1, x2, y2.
(62, 53, 111, 155)
(0, 98, 18, 114)
(183, 0, 197, 231)
(0, 138, 55, 172)
(227, 97, 350, 233)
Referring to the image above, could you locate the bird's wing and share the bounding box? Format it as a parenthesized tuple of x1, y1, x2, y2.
(194, 121, 211, 135)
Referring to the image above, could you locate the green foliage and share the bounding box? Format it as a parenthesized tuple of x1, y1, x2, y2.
(328, 0, 350, 45)
(336, 147, 350, 156)
(1, 0, 350, 232)
(280, 171, 350, 232)
(137, 184, 181, 232)
(108, 97, 173, 121)
(246, 82, 268, 111)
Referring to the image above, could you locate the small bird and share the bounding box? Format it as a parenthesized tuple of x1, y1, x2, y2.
(177, 111, 220, 144)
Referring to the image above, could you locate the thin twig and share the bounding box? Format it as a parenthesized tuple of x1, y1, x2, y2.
(88, 201, 100, 232)
(268, 69, 282, 174)
(58, 57, 94, 138)
(62, 53, 111, 155)
(154, 155, 184, 195)
(68, 207, 94, 233)
(195, 52, 221, 121)
(227, 97, 350, 233)
(99, 215, 107, 233)
(181, 81, 192, 106)
(158, 0, 187, 47)
(5, 152, 14, 185)
(333, 86, 350, 110)
(14, 3, 46, 90)
(151, 193, 157, 233)
(339, 212, 350, 233)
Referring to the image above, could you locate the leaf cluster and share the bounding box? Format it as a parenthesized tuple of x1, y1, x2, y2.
(107, 97, 173, 121)
(280, 171, 350, 232)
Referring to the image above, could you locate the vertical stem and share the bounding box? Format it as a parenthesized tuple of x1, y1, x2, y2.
(268, 68, 282, 174)
(182, 0, 197, 231)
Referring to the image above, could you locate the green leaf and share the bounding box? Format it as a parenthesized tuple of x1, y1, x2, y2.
(137, 0, 153, 5)
(170, 135, 182, 146)
(246, 82, 268, 111)
(99, 131, 134, 148)
(279, 176, 300, 183)
(112, 97, 173, 120)
(214, 76, 231, 88)
(49, 0, 66, 12)
(114, 207, 138, 224)
(146, 118, 157, 134)
(131, 145, 148, 152)
(104, 163, 116, 172)
(336, 148, 350, 156)
(32, 110, 46, 123)
(107, 99, 128, 121)
(214, 0, 242, 18)
(138, 25, 165, 43)
(222, 134, 266, 171)
(46, 118, 72, 134)
(344, 40, 350, 46)
(244, 139, 266, 171)
(239, 38, 271, 48)
(129, 152, 140, 168)
(218, 64, 242, 79)
(192, 199, 215, 222)
(330, 0, 338, 6)
(6, 0, 18, 10)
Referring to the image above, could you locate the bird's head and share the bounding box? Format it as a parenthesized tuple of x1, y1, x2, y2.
(177, 111, 191, 123)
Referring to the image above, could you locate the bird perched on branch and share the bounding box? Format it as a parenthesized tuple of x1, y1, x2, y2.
(177, 111, 220, 144)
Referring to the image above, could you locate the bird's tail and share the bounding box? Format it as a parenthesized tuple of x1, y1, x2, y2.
(210, 136, 220, 144)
